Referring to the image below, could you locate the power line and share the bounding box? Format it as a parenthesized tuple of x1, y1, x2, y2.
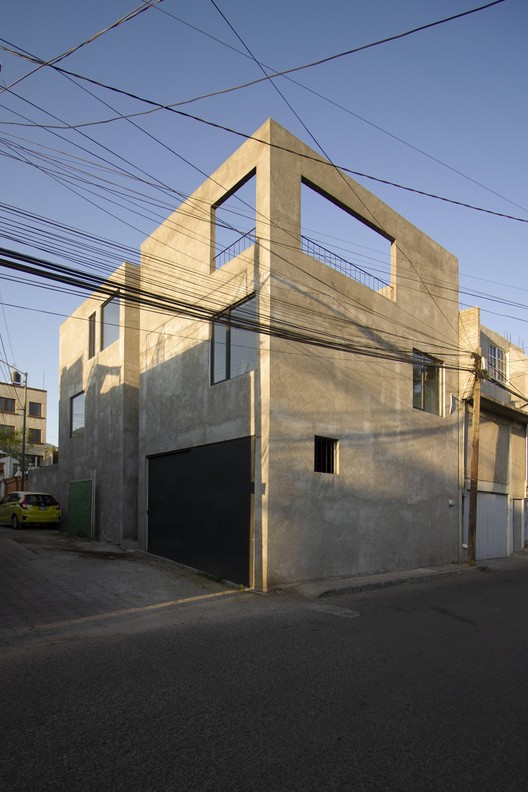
(0, 0, 166, 94)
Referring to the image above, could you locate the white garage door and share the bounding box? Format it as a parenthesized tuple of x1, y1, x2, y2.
(476, 492, 508, 560)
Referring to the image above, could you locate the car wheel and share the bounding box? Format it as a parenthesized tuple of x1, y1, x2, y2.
(12, 514, 19, 530)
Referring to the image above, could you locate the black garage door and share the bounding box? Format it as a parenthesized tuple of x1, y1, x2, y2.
(148, 436, 253, 586)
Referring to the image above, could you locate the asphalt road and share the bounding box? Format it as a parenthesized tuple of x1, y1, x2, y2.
(1, 533, 528, 791)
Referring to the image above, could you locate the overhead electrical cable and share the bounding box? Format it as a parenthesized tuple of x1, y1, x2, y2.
(0, 2, 506, 109)
(0, 246, 474, 370)
(164, 1, 525, 217)
(0, 0, 166, 95)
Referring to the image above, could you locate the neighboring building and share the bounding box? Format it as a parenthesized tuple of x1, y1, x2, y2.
(459, 308, 528, 560)
(31, 119, 528, 589)
(0, 378, 47, 493)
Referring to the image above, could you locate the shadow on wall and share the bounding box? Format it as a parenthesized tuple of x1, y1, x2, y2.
(30, 355, 139, 544)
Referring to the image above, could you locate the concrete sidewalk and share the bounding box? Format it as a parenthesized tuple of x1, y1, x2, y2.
(0, 526, 229, 638)
(282, 550, 528, 599)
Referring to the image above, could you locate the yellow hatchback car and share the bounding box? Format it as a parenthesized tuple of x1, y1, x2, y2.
(0, 491, 61, 529)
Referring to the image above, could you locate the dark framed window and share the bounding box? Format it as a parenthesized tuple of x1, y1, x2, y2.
(28, 428, 42, 444)
(28, 401, 42, 418)
(70, 391, 85, 436)
(0, 397, 15, 414)
(211, 296, 258, 384)
(314, 435, 338, 474)
(488, 344, 506, 383)
(88, 312, 96, 358)
(413, 350, 442, 415)
(101, 296, 120, 350)
(0, 424, 15, 439)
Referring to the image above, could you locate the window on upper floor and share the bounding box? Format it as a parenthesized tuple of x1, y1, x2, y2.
(314, 436, 338, 474)
(101, 296, 120, 350)
(28, 428, 42, 444)
(70, 392, 85, 436)
(211, 296, 258, 384)
(0, 424, 15, 439)
(28, 401, 42, 418)
(88, 312, 96, 358)
(413, 350, 442, 415)
(488, 344, 506, 383)
(0, 397, 15, 414)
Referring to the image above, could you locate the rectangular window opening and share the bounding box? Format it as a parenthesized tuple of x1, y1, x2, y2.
(413, 349, 442, 415)
(88, 312, 96, 358)
(212, 171, 256, 269)
(101, 296, 120, 350)
(0, 397, 16, 414)
(70, 391, 85, 436)
(488, 344, 506, 383)
(314, 435, 338, 474)
(28, 428, 42, 444)
(211, 296, 258, 384)
(28, 401, 42, 418)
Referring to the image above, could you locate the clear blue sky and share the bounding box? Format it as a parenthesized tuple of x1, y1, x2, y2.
(1, 0, 526, 445)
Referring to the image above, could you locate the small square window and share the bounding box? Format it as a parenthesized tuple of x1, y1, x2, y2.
(314, 435, 338, 474)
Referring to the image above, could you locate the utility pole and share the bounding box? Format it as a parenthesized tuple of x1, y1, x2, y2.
(21, 371, 27, 489)
(467, 353, 485, 566)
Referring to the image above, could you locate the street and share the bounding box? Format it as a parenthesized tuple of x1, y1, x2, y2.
(1, 529, 528, 791)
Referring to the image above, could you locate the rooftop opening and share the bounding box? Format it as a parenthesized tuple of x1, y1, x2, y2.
(213, 170, 256, 269)
(301, 179, 393, 295)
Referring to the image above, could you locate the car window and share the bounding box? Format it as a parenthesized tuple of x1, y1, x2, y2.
(26, 494, 55, 506)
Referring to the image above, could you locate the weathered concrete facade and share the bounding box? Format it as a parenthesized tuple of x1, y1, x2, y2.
(138, 120, 461, 588)
(32, 262, 140, 542)
(459, 307, 528, 558)
(37, 120, 527, 587)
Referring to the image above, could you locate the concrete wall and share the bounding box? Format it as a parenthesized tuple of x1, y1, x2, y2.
(263, 122, 460, 585)
(137, 119, 462, 587)
(34, 263, 140, 543)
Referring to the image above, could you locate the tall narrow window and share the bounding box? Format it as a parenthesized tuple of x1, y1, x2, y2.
(101, 296, 120, 350)
(413, 350, 442, 415)
(70, 392, 85, 436)
(488, 344, 506, 383)
(314, 436, 338, 474)
(88, 312, 96, 358)
(28, 428, 42, 444)
(211, 297, 258, 384)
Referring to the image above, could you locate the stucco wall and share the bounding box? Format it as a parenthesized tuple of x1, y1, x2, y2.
(46, 262, 140, 542)
(137, 119, 462, 587)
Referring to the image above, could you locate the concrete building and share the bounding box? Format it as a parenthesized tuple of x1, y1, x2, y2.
(459, 308, 528, 560)
(31, 120, 527, 589)
(0, 378, 47, 492)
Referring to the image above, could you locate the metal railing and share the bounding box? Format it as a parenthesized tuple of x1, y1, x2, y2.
(214, 228, 256, 269)
(301, 236, 392, 294)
